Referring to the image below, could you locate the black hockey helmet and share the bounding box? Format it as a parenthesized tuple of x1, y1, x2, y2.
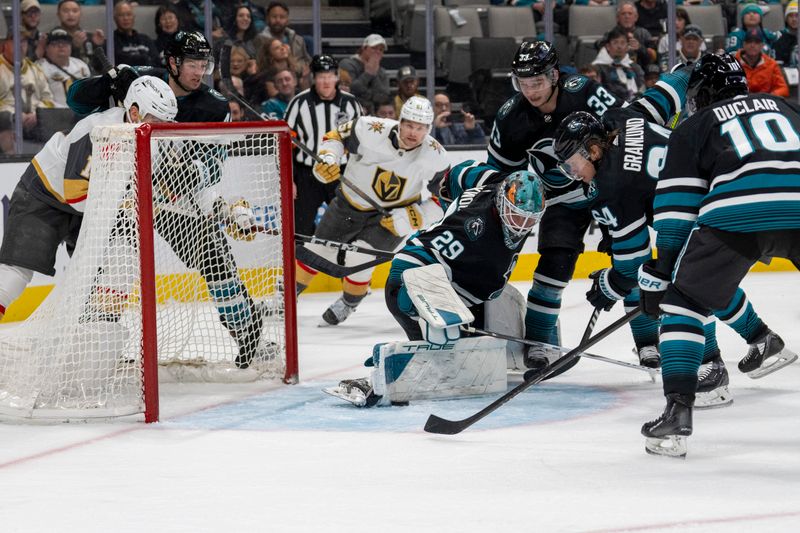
(511, 40, 558, 79)
(686, 52, 748, 114)
(310, 54, 338, 75)
(554, 111, 606, 162)
(165, 31, 214, 77)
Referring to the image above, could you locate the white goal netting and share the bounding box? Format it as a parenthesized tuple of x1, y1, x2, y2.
(0, 122, 297, 421)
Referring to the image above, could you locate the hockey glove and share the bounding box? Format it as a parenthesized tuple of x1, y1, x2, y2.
(637, 261, 671, 319)
(380, 204, 424, 236)
(312, 151, 341, 184)
(421, 321, 461, 347)
(222, 198, 259, 241)
(106, 64, 139, 105)
(586, 268, 636, 311)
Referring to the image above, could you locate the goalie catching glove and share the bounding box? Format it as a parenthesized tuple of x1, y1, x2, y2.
(214, 198, 259, 241)
(312, 151, 341, 184)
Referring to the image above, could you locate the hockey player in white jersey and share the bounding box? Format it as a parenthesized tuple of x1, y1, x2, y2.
(0, 76, 177, 320)
(296, 95, 451, 326)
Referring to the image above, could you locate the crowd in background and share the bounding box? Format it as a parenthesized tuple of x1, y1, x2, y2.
(2, 0, 800, 155)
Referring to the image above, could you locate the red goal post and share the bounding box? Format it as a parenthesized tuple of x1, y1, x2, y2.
(0, 121, 298, 423)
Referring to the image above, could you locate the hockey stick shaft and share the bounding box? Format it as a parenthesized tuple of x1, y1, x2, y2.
(295, 245, 388, 278)
(296, 234, 395, 259)
(424, 309, 641, 435)
(460, 325, 659, 376)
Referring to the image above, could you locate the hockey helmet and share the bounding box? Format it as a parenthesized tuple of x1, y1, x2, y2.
(553, 111, 606, 181)
(123, 75, 178, 123)
(496, 170, 546, 243)
(165, 31, 214, 75)
(511, 40, 558, 91)
(400, 96, 434, 128)
(686, 52, 748, 115)
(310, 54, 338, 75)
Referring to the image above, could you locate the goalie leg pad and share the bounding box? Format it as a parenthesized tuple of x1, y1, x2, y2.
(484, 283, 527, 371)
(370, 336, 507, 405)
(402, 263, 474, 329)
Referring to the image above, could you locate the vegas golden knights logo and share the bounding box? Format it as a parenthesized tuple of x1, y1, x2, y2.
(371, 167, 407, 202)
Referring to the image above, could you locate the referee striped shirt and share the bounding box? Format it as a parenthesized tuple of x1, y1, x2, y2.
(284, 87, 362, 166)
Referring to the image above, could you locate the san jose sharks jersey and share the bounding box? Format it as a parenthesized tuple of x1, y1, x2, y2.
(395, 183, 526, 305)
(655, 93, 800, 254)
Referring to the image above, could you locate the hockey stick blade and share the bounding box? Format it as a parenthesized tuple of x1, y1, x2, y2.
(423, 309, 641, 435)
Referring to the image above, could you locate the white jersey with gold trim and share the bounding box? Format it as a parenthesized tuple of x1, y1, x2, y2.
(321, 116, 450, 211)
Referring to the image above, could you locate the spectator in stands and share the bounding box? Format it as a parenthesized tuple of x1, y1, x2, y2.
(338, 69, 353, 95)
(599, 1, 656, 67)
(0, 36, 55, 141)
(432, 92, 485, 146)
(393, 64, 420, 117)
(635, 0, 667, 40)
(219, 1, 266, 34)
(229, 99, 244, 121)
(774, 1, 798, 65)
(225, 4, 260, 58)
(735, 28, 789, 97)
(170, 0, 222, 36)
(656, 7, 694, 72)
(339, 34, 391, 111)
(574, 0, 611, 6)
(643, 63, 660, 88)
(21, 0, 46, 61)
(56, 0, 105, 73)
(592, 27, 645, 101)
(154, 5, 180, 68)
(259, 2, 312, 81)
(257, 37, 307, 101)
(675, 24, 707, 67)
(39, 0, 101, 4)
(261, 68, 297, 119)
(36, 28, 90, 107)
(726, 4, 778, 55)
(373, 96, 396, 119)
(113, 1, 160, 68)
(578, 64, 601, 83)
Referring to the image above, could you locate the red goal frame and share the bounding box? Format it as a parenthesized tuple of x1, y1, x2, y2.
(134, 121, 298, 423)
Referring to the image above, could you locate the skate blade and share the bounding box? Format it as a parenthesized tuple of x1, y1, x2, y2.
(322, 386, 367, 407)
(746, 350, 798, 379)
(695, 385, 733, 410)
(644, 436, 687, 459)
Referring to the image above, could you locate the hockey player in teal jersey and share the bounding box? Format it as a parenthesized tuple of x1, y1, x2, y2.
(637, 52, 800, 458)
(442, 41, 688, 374)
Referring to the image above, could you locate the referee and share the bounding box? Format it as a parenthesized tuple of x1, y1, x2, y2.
(284, 55, 362, 237)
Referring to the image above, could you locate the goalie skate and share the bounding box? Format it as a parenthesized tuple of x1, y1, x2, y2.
(323, 378, 381, 407)
(642, 393, 693, 459)
(695, 356, 732, 410)
(739, 330, 798, 379)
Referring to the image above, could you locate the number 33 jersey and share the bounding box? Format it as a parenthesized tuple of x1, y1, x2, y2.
(399, 183, 525, 305)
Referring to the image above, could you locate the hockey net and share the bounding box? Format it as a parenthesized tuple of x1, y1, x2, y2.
(0, 122, 297, 422)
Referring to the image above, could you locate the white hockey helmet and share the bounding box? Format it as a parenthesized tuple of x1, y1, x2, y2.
(400, 96, 434, 128)
(123, 75, 178, 123)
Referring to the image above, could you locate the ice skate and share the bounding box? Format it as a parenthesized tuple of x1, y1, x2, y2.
(635, 345, 661, 369)
(323, 377, 381, 407)
(695, 355, 733, 409)
(642, 393, 694, 458)
(319, 296, 358, 327)
(739, 330, 798, 379)
(523, 342, 562, 373)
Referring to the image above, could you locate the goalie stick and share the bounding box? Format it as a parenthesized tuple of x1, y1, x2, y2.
(217, 44, 390, 218)
(423, 309, 641, 435)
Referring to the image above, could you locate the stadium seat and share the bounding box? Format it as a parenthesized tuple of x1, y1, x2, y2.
(683, 4, 727, 50)
(435, 6, 484, 84)
(469, 36, 516, 123)
(568, 5, 616, 68)
(487, 6, 536, 43)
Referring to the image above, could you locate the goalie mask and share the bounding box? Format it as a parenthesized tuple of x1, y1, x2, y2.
(123, 76, 178, 123)
(686, 52, 748, 116)
(553, 111, 606, 182)
(496, 170, 546, 246)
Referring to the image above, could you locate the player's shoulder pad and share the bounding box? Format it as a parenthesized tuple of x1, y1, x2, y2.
(355, 116, 394, 139)
(561, 74, 590, 94)
(496, 93, 522, 120)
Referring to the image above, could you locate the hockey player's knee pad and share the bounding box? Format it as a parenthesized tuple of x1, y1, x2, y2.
(535, 248, 581, 283)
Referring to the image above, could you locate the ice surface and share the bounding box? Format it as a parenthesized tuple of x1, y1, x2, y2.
(1, 274, 799, 532)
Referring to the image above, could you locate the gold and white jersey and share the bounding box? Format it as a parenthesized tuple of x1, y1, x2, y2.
(320, 116, 450, 211)
(30, 107, 126, 213)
